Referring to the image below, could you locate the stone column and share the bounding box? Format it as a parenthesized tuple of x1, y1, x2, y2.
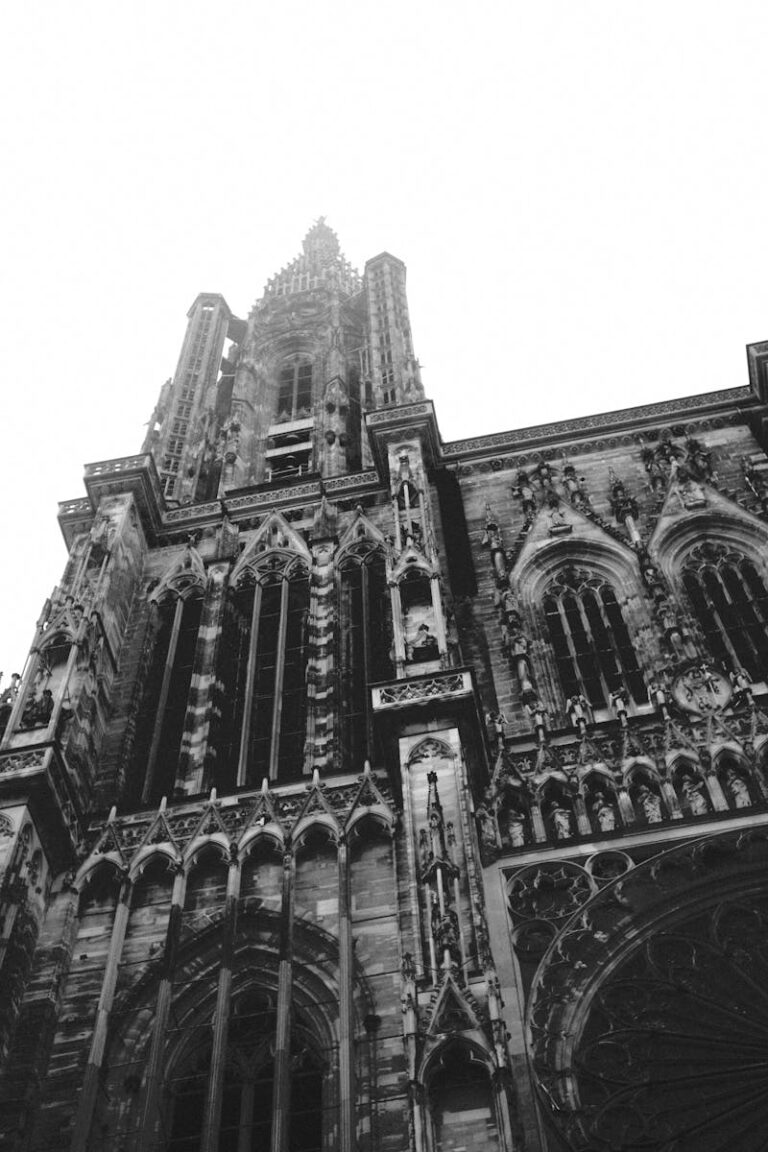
(271, 848, 296, 1152)
(70, 874, 133, 1152)
(142, 597, 185, 803)
(139, 864, 186, 1147)
(179, 564, 230, 796)
(337, 835, 355, 1152)
(201, 847, 241, 1152)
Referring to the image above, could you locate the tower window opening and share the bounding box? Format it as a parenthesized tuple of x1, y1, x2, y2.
(277, 360, 313, 422)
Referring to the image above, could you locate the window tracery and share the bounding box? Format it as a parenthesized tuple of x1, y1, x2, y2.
(681, 542, 768, 680)
(542, 567, 645, 710)
(139, 591, 204, 805)
(222, 556, 310, 786)
(166, 991, 324, 1152)
(277, 359, 313, 422)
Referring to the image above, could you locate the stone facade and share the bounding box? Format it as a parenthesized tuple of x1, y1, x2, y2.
(2, 221, 768, 1150)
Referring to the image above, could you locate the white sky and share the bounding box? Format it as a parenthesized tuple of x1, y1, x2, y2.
(2, 1, 768, 679)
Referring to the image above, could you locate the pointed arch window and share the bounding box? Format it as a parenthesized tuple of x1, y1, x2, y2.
(543, 567, 645, 709)
(166, 992, 324, 1152)
(277, 359, 313, 422)
(222, 557, 310, 786)
(338, 545, 393, 769)
(681, 543, 768, 680)
(139, 591, 203, 805)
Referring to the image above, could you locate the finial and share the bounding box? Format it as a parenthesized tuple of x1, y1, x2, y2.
(209, 787, 217, 803)
(363, 759, 372, 776)
(159, 796, 167, 813)
(261, 777, 270, 795)
(107, 805, 117, 824)
(312, 767, 321, 787)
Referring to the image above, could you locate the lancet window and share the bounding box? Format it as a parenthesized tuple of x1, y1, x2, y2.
(542, 567, 645, 709)
(338, 545, 392, 769)
(139, 591, 203, 805)
(222, 558, 310, 786)
(681, 543, 768, 680)
(277, 359, 313, 422)
(166, 990, 324, 1152)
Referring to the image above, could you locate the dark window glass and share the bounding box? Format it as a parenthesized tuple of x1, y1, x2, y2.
(683, 547, 768, 680)
(339, 551, 393, 770)
(543, 572, 643, 710)
(219, 566, 310, 787)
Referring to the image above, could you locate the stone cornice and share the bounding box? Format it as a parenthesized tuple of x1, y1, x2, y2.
(58, 464, 384, 545)
(443, 385, 755, 461)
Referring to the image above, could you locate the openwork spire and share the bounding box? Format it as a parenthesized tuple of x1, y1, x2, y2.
(262, 218, 361, 299)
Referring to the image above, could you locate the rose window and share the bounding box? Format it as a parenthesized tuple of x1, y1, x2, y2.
(528, 832, 768, 1152)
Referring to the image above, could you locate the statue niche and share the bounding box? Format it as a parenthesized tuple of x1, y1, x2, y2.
(400, 571, 439, 665)
(19, 634, 72, 730)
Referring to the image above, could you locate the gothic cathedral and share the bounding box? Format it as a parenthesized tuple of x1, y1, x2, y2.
(2, 220, 768, 1152)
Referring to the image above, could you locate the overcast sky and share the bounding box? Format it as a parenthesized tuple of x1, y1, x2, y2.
(2, 1, 768, 679)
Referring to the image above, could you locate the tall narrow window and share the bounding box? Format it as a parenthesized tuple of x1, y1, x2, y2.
(214, 586, 253, 793)
(339, 547, 393, 769)
(167, 993, 323, 1152)
(277, 360, 313, 421)
(682, 543, 768, 680)
(543, 567, 645, 709)
(225, 560, 310, 786)
(137, 592, 203, 805)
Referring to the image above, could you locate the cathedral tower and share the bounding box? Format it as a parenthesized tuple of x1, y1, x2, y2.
(3, 223, 768, 1151)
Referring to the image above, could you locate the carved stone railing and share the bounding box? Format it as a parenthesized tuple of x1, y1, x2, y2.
(57, 498, 92, 518)
(372, 671, 472, 711)
(161, 471, 381, 525)
(85, 454, 154, 478)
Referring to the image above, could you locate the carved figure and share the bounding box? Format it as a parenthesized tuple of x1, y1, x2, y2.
(514, 472, 536, 514)
(549, 801, 573, 841)
(486, 711, 508, 741)
(681, 774, 708, 817)
(592, 792, 617, 832)
(21, 689, 54, 729)
(679, 474, 706, 509)
(503, 807, 526, 848)
(476, 806, 499, 852)
(418, 827, 432, 872)
(409, 623, 438, 662)
(567, 694, 589, 727)
(724, 768, 751, 809)
(636, 784, 662, 824)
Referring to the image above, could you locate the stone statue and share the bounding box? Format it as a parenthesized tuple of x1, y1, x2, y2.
(549, 801, 573, 841)
(592, 791, 617, 832)
(476, 805, 499, 853)
(636, 784, 662, 824)
(681, 774, 708, 817)
(502, 806, 526, 848)
(21, 689, 54, 729)
(724, 768, 751, 809)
